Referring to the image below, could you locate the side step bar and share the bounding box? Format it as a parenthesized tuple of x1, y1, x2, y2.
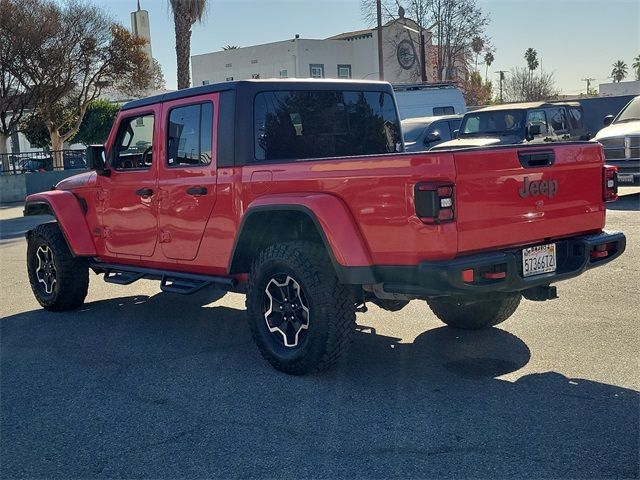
(91, 262, 236, 295)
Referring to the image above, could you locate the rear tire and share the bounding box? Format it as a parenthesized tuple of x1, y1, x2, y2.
(27, 223, 89, 312)
(427, 293, 521, 330)
(246, 241, 356, 375)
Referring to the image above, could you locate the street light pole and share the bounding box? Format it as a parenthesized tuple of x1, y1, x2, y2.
(496, 70, 508, 103)
(377, 0, 384, 81)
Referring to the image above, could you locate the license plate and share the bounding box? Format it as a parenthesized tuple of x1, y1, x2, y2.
(522, 243, 556, 277)
(617, 173, 634, 183)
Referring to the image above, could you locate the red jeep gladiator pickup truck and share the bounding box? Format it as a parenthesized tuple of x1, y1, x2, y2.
(24, 79, 626, 375)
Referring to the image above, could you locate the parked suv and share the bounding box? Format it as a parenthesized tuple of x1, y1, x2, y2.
(594, 95, 640, 186)
(431, 101, 588, 150)
(23, 80, 625, 375)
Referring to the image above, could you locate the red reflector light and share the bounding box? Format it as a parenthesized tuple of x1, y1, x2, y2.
(482, 271, 507, 280)
(591, 246, 609, 259)
(462, 269, 474, 283)
(438, 208, 454, 221)
(437, 186, 453, 197)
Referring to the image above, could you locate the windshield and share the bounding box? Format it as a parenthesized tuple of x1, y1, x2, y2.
(401, 121, 431, 143)
(615, 97, 640, 123)
(460, 110, 526, 137)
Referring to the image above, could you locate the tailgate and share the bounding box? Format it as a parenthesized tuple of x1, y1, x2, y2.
(454, 143, 605, 254)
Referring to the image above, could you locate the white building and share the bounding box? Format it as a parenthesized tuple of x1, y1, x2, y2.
(192, 19, 450, 86)
(599, 80, 640, 97)
(131, 0, 153, 62)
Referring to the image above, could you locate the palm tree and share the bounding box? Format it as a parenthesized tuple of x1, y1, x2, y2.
(471, 37, 484, 72)
(524, 48, 539, 100)
(169, 0, 208, 89)
(632, 54, 640, 80)
(611, 60, 628, 83)
(484, 51, 494, 81)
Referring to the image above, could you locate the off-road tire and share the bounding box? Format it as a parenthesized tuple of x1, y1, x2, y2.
(246, 241, 356, 375)
(27, 223, 89, 312)
(427, 293, 521, 330)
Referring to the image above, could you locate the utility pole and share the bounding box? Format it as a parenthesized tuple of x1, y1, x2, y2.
(581, 77, 596, 96)
(376, 0, 384, 81)
(496, 70, 508, 103)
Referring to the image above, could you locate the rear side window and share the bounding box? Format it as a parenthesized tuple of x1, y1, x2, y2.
(167, 102, 213, 167)
(545, 107, 568, 134)
(254, 90, 401, 162)
(568, 107, 584, 130)
(433, 106, 455, 116)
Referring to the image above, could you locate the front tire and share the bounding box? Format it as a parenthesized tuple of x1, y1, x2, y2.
(427, 293, 521, 330)
(246, 241, 356, 375)
(27, 223, 89, 311)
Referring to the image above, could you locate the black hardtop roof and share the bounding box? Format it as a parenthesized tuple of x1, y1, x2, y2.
(121, 78, 395, 111)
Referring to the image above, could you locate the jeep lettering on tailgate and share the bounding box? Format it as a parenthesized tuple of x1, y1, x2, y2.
(519, 176, 558, 199)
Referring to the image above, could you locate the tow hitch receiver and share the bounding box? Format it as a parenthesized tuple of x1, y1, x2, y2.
(523, 285, 558, 301)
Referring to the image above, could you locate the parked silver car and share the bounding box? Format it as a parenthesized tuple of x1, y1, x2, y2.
(401, 115, 463, 152)
(594, 96, 640, 186)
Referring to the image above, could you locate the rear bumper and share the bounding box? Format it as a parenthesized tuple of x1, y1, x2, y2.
(347, 230, 626, 297)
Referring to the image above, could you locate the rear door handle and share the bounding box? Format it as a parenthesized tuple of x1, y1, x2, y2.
(186, 186, 207, 196)
(135, 188, 153, 196)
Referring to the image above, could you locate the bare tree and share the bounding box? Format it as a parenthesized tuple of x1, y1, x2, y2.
(6, 0, 150, 168)
(0, 0, 38, 170)
(170, 0, 207, 89)
(503, 67, 558, 103)
(360, 0, 490, 82)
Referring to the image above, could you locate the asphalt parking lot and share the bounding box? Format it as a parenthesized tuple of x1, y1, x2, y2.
(1, 192, 638, 479)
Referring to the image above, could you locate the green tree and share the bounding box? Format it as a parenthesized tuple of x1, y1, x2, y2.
(631, 54, 639, 80)
(170, 0, 208, 89)
(74, 99, 120, 145)
(21, 113, 54, 149)
(611, 60, 628, 82)
(462, 71, 492, 106)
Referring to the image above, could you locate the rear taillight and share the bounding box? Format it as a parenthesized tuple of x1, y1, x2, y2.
(603, 165, 618, 202)
(415, 182, 455, 224)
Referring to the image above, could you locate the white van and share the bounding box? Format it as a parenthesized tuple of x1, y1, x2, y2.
(393, 83, 467, 120)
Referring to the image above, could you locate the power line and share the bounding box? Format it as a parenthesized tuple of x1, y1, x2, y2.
(581, 77, 596, 95)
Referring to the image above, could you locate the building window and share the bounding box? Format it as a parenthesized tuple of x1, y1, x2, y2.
(309, 64, 324, 78)
(225, 63, 232, 68)
(202, 80, 210, 86)
(279, 69, 288, 78)
(251, 59, 258, 64)
(337, 64, 352, 79)
(226, 77, 234, 81)
(251, 73, 260, 79)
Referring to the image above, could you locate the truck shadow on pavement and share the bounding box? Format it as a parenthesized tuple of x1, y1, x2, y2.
(607, 192, 639, 211)
(1, 290, 638, 479)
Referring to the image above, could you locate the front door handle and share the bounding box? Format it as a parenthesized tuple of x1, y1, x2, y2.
(186, 186, 207, 196)
(135, 188, 153, 197)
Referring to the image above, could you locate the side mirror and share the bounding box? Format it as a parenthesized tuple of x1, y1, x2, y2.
(425, 132, 441, 144)
(603, 115, 614, 127)
(453, 129, 459, 137)
(86, 145, 109, 176)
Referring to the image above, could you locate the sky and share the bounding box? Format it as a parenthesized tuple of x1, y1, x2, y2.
(95, 0, 640, 95)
